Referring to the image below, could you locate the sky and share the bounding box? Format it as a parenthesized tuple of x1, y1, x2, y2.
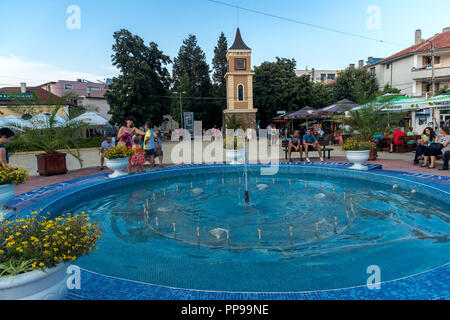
(1, 0, 450, 87)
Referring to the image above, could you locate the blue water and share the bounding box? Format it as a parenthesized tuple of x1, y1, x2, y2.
(66, 172, 450, 292)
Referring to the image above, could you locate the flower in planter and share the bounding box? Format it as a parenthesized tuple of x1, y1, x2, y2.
(0, 165, 29, 185)
(0, 211, 102, 277)
(342, 138, 375, 151)
(103, 145, 132, 160)
(223, 137, 244, 150)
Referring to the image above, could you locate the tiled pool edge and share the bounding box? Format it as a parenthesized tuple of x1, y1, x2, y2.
(65, 263, 450, 300)
(7, 163, 450, 300)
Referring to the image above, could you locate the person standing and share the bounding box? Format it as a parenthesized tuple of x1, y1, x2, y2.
(100, 136, 115, 170)
(266, 123, 272, 146)
(143, 121, 156, 168)
(0, 128, 14, 167)
(154, 132, 164, 167)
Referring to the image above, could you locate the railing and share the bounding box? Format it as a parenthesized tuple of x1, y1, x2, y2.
(411, 66, 450, 80)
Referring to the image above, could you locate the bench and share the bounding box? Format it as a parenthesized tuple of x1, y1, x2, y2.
(391, 135, 421, 153)
(282, 140, 334, 160)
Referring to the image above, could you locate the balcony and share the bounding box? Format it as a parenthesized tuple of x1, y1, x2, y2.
(411, 66, 450, 80)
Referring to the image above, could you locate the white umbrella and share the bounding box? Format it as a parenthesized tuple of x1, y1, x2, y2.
(30, 113, 68, 129)
(3, 115, 32, 129)
(69, 112, 111, 126)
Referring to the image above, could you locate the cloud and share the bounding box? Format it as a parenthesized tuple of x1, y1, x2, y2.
(0, 56, 118, 87)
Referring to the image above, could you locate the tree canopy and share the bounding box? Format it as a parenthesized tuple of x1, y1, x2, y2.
(105, 29, 171, 127)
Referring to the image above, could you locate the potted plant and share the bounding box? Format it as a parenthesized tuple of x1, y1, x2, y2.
(224, 136, 245, 165)
(103, 145, 132, 178)
(8, 96, 88, 176)
(342, 138, 375, 170)
(0, 165, 29, 216)
(343, 104, 406, 161)
(0, 212, 102, 300)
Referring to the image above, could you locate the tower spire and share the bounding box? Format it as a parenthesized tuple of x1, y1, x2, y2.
(229, 28, 251, 50)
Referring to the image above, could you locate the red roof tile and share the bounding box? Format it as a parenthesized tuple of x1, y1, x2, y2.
(371, 30, 450, 66)
(0, 86, 64, 105)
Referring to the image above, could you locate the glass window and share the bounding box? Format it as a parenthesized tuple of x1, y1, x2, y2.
(238, 85, 244, 101)
(64, 84, 73, 90)
(320, 74, 326, 81)
(327, 74, 335, 80)
(235, 58, 246, 70)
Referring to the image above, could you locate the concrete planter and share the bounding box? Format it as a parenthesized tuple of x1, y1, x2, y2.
(346, 150, 370, 170)
(0, 263, 70, 300)
(105, 157, 129, 178)
(225, 149, 246, 165)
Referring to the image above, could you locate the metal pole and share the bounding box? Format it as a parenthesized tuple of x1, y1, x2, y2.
(179, 92, 184, 129)
(431, 41, 436, 97)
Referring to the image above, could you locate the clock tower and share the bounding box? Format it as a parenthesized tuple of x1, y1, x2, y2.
(224, 28, 257, 129)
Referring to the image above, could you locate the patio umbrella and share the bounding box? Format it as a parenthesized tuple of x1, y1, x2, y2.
(69, 112, 111, 126)
(318, 99, 359, 115)
(30, 113, 68, 129)
(284, 107, 318, 120)
(3, 115, 32, 129)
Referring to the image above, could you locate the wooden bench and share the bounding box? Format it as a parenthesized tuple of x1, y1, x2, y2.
(282, 140, 334, 160)
(393, 135, 421, 153)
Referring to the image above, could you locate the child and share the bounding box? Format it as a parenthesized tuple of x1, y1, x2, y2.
(130, 136, 145, 173)
(0, 128, 14, 167)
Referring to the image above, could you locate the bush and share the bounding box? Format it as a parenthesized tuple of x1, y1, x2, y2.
(342, 138, 375, 151)
(8, 137, 105, 153)
(103, 144, 132, 160)
(0, 165, 29, 185)
(0, 212, 102, 277)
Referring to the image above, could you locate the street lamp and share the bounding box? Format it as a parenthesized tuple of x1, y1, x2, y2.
(174, 91, 186, 129)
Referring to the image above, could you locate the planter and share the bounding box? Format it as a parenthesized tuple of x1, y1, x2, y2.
(36, 153, 68, 176)
(0, 184, 15, 215)
(225, 149, 246, 165)
(0, 263, 70, 300)
(369, 149, 378, 161)
(105, 157, 129, 178)
(346, 150, 370, 170)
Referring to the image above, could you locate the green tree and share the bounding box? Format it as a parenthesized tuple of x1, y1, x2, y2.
(334, 67, 379, 104)
(105, 29, 171, 127)
(211, 32, 228, 128)
(172, 34, 218, 128)
(437, 85, 450, 96)
(254, 58, 309, 125)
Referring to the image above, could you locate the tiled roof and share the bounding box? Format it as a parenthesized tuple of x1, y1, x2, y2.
(0, 86, 65, 105)
(229, 28, 251, 51)
(371, 30, 450, 66)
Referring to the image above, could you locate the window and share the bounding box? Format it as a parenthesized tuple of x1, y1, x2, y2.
(87, 86, 101, 92)
(386, 64, 390, 69)
(327, 74, 335, 80)
(320, 74, 327, 81)
(370, 67, 375, 74)
(64, 84, 73, 90)
(235, 58, 246, 70)
(237, 84, 244, 101)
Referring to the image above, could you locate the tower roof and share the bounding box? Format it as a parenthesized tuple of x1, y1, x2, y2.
(229, 28, 251, 51)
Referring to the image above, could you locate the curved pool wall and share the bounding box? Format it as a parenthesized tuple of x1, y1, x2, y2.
(10, 163, 450, 300)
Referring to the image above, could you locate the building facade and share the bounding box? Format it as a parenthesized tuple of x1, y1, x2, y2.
(295, 69, 340, 85)
(223, 28, 258, 129)
(40, 79, 111, 119)
(366, 28, 450, 97)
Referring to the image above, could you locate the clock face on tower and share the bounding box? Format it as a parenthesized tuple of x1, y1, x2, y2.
(235, 58, 246, 70)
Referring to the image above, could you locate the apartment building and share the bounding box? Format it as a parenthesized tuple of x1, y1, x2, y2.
(295, 69, 340, 85)
(366, 28, 450, 97)
(40, 79, 111, 119)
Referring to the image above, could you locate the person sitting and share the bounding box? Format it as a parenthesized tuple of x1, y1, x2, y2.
(423, 127, 449, 169)
(439, 127, 450, 171)
(100, 136, 115, 170)
(288, 131, 303, 162)
(303, 129, 324, 162)
(334, 131, 343, 145)
(414, 127, 434, 165)
(0, 128, 14, 167)
(389, 127, 406, 153)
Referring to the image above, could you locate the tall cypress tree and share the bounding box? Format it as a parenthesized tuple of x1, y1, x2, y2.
(172, 34, 215, 128)
(211, 32, 228, 128)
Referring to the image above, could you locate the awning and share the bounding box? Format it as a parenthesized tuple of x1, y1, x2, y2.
(285, 106, 318, 120)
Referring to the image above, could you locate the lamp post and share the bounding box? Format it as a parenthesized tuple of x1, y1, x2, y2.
(174, 91, 186, 129)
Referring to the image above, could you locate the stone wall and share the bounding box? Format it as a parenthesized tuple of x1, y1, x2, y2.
(224, 111, 257, 129)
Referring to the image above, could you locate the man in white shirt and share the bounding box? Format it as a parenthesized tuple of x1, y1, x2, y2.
(100, 136, 115, 170)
